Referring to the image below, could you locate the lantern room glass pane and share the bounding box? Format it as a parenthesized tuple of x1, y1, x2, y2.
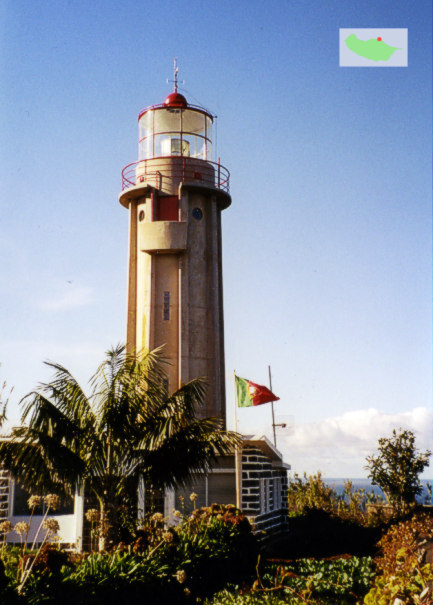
(139, 107, 213, 161)
(155, 109, 182, 134)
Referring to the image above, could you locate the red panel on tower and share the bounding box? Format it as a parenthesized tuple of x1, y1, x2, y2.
(157, 196, 178, 221)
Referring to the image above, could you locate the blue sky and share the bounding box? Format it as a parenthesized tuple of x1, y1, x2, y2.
(1, 0, 431, 477)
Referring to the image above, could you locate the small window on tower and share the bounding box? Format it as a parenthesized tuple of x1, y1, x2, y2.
(192, 207, 203, 220)
(163, 291, 170, 320)
(139, 210, 145, 222)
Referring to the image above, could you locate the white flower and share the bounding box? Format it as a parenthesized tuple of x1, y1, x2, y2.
(43, 518, 60, 533)
(27, 495, 43, 509)
(14, 522, 29, 535)
(0, 521, 12, 534)
(162, 531, 174, 543)
(85, 508, 99, 523)
(176, 569, 187, 584)
(44, 494, 61, 511)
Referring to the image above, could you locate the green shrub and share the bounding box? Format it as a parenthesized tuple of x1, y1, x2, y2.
(278, 508, 382, 559)
(363, 512, 433, 604)
(265, 556, 374, 602)
(207, 556, 375, 604)
(22, 549, 185, 605)
(151, 503, 259, 598)
(8, 503, 258, 604)
(206, 588, 301, 604)
(365, 429, 431, 515)
(0, 545, 23, 582)
(287, 472, 385, 526)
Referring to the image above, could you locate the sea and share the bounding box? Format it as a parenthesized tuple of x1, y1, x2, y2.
(323, 478, 432, 505)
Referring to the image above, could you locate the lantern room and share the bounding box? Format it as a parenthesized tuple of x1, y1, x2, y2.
(120, 74, 230, 199)
(138, 92, 213, 161)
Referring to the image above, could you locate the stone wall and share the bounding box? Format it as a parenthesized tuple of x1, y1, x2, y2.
(0, 469, 9, 521)
(241, 446, 288, 535)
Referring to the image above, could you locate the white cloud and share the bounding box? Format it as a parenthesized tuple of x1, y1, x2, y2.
(242, 407, 433, 478)
(38, 285, 95, 311)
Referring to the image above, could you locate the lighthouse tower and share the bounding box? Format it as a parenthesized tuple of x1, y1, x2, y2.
(119, 74, 230, 422)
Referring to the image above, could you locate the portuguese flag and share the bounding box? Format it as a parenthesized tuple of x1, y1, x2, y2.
(235, 375, 280, 407)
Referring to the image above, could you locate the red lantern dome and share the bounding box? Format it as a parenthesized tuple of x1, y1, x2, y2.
(163, 92, 188, 108)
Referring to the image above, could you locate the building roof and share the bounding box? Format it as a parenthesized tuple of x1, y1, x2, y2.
(242, 434, 291, 469)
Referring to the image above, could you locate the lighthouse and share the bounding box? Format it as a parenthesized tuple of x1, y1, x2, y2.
(118, 71, 289, 528)
(119, 71, 231, 422)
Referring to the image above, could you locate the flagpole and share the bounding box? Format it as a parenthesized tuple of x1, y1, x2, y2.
(234, 371, 242, 509)
(269, 365, 277, 447)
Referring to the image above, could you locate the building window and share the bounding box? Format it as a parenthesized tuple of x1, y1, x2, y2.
(144, 487, 164, 516)
(13, 483, 74, 516)
(162, 378, 169, 396)
(273, 478, 282, 510)
(163, 291, 170, 320)
(138, 209, 145, 222)
(192, 207, 203, 220)
(259, 479, 271, 513)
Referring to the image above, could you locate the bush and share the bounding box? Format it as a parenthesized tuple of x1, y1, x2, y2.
(365, 429, 431, 514)
(206, 589, 299, 604)
(274, 508, 382, 559)
(287, 472, 385, 526)
(151, 503, 259, 599)
(6, 503, 258, 604)
(206, 556, 375, 604)
(23, 550, 185, 605)
(363, 511, 433, 604)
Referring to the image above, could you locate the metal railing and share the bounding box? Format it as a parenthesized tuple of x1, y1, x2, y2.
(121, 157, 230, 193)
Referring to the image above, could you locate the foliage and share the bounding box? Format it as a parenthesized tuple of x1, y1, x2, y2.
(1, 503, 258, 604)
(206, 556, 375, 604)
(206, 589, 301, 604)
(0, 545, 22, 581)
(363, 512, 433, 605)
(287, 472, 384, 526)
(262, 556, 374, 603)
(23, 548, 184, 605)
(0, 374, 13, 423)
(170, 503, 259, 596)
(365, 428, 431, 514)
(287, 472, 339, 514)
(126, 503, 258, 599)
(0, 345, 240, 549)
(0, 547, 29, 604)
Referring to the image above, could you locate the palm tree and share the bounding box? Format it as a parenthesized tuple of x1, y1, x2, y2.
(0, 345, 239, 550)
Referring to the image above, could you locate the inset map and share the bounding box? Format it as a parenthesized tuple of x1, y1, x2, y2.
(339, 28, 408, 67)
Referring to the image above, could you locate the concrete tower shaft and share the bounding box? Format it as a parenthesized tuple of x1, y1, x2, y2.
(119, 91, 230, 422)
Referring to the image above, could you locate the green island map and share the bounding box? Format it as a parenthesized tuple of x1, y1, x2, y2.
(345, 34, 401, 61)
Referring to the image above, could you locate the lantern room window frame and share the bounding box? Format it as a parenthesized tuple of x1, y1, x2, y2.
(138, 103, 213, 162)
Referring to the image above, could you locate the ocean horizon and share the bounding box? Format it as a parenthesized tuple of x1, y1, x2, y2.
(323, 477, 432, 504)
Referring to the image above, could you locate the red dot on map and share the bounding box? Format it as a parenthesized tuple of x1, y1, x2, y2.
(377, 37, 382, 41)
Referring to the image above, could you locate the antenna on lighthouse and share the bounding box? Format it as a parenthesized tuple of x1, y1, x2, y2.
(167, 57, 185, 92)
(173, 57, 178, 92)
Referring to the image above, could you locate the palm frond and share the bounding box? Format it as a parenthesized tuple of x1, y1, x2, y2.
(22, 361, 95, 433)
(0, 431, 83, 497)
(20, 393, 83, 445)
(90, 345, 166, 441)
(137, 417, 240, 489)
